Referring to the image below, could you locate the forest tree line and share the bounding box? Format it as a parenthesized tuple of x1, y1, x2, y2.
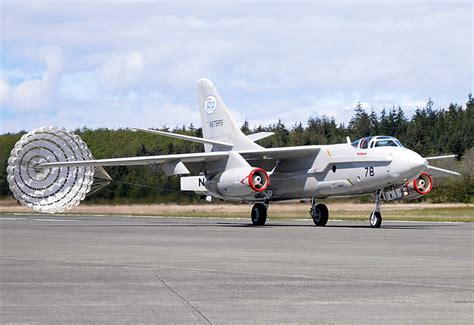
(0, 95, 473, 203)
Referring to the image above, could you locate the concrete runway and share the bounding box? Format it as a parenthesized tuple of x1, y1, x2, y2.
(0, 214, 472, 324)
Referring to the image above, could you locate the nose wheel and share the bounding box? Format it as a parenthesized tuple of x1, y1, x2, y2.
(369, 190, 383, 228)
(369, 211, 382, 228)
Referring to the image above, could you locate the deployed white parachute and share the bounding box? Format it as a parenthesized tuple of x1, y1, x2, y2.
(7, 127, 111, 213)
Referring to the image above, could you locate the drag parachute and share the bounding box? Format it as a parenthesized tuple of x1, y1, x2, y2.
(7, 127, 111, 213)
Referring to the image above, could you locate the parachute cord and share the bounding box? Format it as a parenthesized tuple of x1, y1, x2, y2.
(110, 179, 183, 193)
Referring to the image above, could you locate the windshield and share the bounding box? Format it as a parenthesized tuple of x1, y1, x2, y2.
(374, 139, 398, 147)
(352, 136, 404, 149)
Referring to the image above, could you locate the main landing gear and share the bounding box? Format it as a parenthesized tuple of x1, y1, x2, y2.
(251, 202, 268, 226)
(369, 190, 383, 228)
(310, 198, 329, 226)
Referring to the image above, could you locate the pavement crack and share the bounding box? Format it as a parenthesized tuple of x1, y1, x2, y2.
(154, 274, 212, 325)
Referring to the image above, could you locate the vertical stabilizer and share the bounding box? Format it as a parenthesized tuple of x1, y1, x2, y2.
(197, 78, 261, 152)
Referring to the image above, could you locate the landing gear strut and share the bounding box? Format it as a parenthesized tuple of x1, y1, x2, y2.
(369, 190, 383, 228)
(310, 198, 329, 226)
(251, 202, 267, 226)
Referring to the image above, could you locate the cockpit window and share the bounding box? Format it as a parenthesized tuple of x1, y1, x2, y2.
(374, 139, 398, 147)
(359, 137, 373, 149)
(351, 136, 404, 149)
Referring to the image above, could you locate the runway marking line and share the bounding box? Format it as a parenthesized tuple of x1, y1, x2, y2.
(0, 217, 77, 222)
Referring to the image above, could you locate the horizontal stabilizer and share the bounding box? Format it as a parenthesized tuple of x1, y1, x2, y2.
(427, 165, 460, 177)
(131, 127, 233, 148)
(247, 132, 275, 142)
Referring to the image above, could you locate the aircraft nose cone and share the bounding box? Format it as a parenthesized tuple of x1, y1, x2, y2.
(391, 150, 428, 180)
(409, 153, 428, 174)
(414, 156, 428, 168)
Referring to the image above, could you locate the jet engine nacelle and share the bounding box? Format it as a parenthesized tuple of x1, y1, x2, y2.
(208, 167, 270, 197)
(403, 172, 434, 200)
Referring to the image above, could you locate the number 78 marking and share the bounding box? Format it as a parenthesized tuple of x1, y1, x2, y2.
(365, 167, 374, 177)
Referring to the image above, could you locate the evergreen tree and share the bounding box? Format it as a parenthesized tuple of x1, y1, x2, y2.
(240, 120, 251, 134)
(349, 102, 371, 138)
(1, 94, 472, 203)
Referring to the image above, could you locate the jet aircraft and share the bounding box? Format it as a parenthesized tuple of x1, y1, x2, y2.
(7, 78, 460, 227)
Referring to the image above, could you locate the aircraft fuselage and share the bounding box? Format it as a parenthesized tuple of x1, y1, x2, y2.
(219, 143, 428, 202)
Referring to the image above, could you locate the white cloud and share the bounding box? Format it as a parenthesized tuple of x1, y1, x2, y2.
(0, 79, 11, 105)
(3, 47, 63, 111)
(0, 1, 471, 132)
(59, 72, 97, 100)
(97, 51, 146, 92)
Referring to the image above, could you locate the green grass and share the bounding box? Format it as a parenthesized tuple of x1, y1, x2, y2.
(1, 200, 472, 222)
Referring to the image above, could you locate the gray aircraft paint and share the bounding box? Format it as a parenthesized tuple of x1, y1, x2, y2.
(197, 78, 261, 152)
(193, 80, 429, 202)
(11, 78, 458, 215)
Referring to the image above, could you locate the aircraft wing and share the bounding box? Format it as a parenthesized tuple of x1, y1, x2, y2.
(38, 152, 229, 169)
(131, 127, 234, 148)
(247, 132, 275, 142)
(427, 165, 460, 177)
(36, 145, 325, 171)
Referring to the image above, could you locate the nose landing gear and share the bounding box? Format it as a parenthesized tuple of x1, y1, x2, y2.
(369, 190, 383, 228)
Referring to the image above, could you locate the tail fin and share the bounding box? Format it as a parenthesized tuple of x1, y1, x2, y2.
(197, 78, 261, 152)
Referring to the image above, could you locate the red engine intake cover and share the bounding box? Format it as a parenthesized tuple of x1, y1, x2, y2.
(247, 168, 270, 192)
(413, 172, 433, 195)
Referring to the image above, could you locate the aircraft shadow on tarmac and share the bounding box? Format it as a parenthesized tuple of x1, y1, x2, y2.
(48, 221, 454, 230)
(217, 223, 450, 230)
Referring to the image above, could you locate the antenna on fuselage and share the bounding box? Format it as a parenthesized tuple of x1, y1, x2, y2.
(346, 136, 351, 144)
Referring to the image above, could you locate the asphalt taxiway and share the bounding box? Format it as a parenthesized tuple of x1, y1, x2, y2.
(0, 214, 472, 323)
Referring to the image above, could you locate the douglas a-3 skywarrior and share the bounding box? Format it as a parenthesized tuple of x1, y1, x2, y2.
(7, 79, 460, 227)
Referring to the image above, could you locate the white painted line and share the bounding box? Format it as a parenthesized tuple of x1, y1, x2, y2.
(0, 217, 77, 222)
(33, 218, 77, 222)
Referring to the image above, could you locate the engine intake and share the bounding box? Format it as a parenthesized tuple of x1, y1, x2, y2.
(245, 168, 270, 192)
(208, 167, 270, 197)
(382, 172, 434, 201)
(411, 172, 433, 195)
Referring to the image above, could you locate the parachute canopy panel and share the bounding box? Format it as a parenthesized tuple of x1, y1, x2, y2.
(7, 126, 110, 213)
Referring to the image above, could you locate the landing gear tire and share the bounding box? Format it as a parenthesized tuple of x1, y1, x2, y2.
(251, 203, 267, 226)
(369, 211, 382, 228)
(311, 203, 329, 226)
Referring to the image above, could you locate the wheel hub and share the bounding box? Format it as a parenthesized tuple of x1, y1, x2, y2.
(370, 213, 377, 225)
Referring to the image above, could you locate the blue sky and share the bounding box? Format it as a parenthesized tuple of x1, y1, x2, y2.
(1, 0, 472, 133)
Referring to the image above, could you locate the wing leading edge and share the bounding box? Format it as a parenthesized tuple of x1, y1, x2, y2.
(37, 146, 324, 171)
(38, 152, 229, 169)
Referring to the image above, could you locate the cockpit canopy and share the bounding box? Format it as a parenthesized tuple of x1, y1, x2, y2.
(351, 136, 404, 149)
